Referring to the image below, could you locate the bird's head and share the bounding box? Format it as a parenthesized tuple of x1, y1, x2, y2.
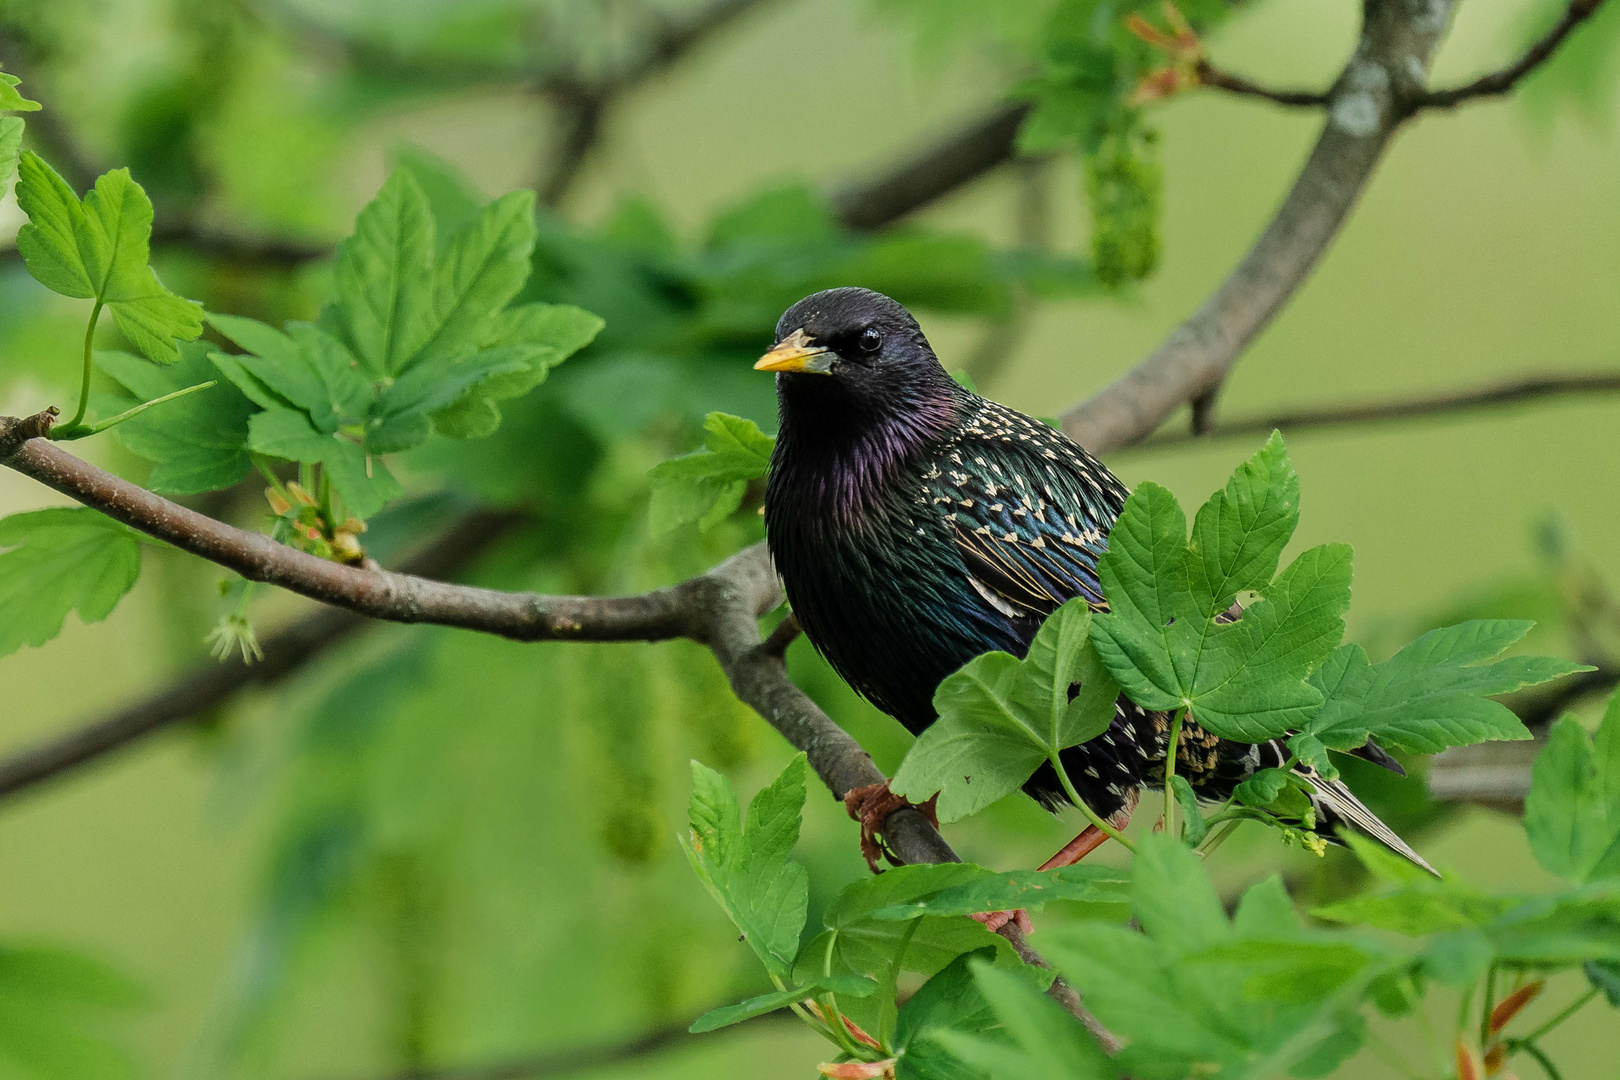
(756, 288, 960, 432)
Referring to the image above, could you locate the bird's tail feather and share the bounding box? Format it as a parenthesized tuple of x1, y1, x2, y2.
(1294, 767, 1439, 878)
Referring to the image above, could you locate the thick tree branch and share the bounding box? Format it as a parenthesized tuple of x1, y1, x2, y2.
(0, 417, 704, 642)
(1410, 0, 1609, 112)
(1061, 0, 1460, 455)
(1122, 369, 1620, 451)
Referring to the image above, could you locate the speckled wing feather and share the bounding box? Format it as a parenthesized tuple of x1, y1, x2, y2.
(920, 399, 1127, 616)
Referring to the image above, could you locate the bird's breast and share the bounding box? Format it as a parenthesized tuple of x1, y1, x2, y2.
(764, 475, 1030, 732)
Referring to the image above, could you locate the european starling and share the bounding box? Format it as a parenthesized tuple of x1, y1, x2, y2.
(758, 287, 1434, 882)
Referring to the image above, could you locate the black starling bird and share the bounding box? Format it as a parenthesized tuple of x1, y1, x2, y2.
(757, 287, 1434, 883)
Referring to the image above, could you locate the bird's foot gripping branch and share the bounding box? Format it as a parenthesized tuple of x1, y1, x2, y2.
(680, 433, 1617, 1079)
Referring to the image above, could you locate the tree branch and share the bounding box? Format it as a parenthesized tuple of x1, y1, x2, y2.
(0, 417, 704, 642)
(1061, 0, 1463, 455)
(536, 91, 605, 210)
(1195, 61, 1331, 108)
(830, 101, 1033, 231)
(1410, 0, 1609, 112)
(1120, 369, 1620, 451)
(0, 417, 1114, 1037)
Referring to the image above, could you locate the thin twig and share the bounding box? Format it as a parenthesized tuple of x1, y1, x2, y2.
(829, 101, 1032, 231)
(531, 0, 779, 208)
(1122, 370, 1620, 452)
(1411, 0, 1609, 112)
(537, 91, 604, 209)
(1196, 60, 1331, 108)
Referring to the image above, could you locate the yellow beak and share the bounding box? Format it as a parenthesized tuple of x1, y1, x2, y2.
(755, 329, 836, 374)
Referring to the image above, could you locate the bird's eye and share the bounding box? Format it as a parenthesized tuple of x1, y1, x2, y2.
(858, 328, 884, 354)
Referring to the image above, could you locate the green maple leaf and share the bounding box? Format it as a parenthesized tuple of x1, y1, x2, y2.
(324, 169, 538, 378)
(682, 755, 811, 980)
(210, 314, 408, 519)
(209, 314, 373, 434)
(688, 974, 876, 1034)
(14, 153, 203, 364)
(0, 62, 39, 188)
(0, 118, 22, 193)
(938, 960, 1116, 1080)
(1041, 835, 1381, 1080)
(96, 345, 254, 493)
(1525, 692, 1620, 883)
(798, 863, 1014, 1048)
(0, 63, 41, 113)
(0, 944, 141, 1079)
(429, 303, 603, 439)
(1090, 434, 1352, 743)
(649, 412, 775, 535)
(891, 600, 1120, 822)
(0, 509, 142, 657)
(1288, 621, 1589, 778)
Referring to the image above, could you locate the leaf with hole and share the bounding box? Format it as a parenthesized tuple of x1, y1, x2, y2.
(892, 601, 1119, 822)
(1089, 436, 1352, 744)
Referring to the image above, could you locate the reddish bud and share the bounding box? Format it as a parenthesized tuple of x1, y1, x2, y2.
(1457, 1040, 1483, 1080)
(817, 1060, 896, 1079)
(1490, 981, 1544, 1034)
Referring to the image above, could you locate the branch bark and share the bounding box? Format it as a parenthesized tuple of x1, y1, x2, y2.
(830, 101, 1033, 231)
(1195, 61, 1331, 108)
(1410, 0, 1609, 112)
(1, 419, 705, 642)
(1062, 0, 1462, 455)
(1121, 369, 1620, 451)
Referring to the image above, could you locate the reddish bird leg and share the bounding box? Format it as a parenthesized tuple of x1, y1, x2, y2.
(843, 782, 939, 873)
(972, 809, 1134, 933)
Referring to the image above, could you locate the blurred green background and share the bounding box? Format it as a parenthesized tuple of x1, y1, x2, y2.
(1, 0, 1618, 1077)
